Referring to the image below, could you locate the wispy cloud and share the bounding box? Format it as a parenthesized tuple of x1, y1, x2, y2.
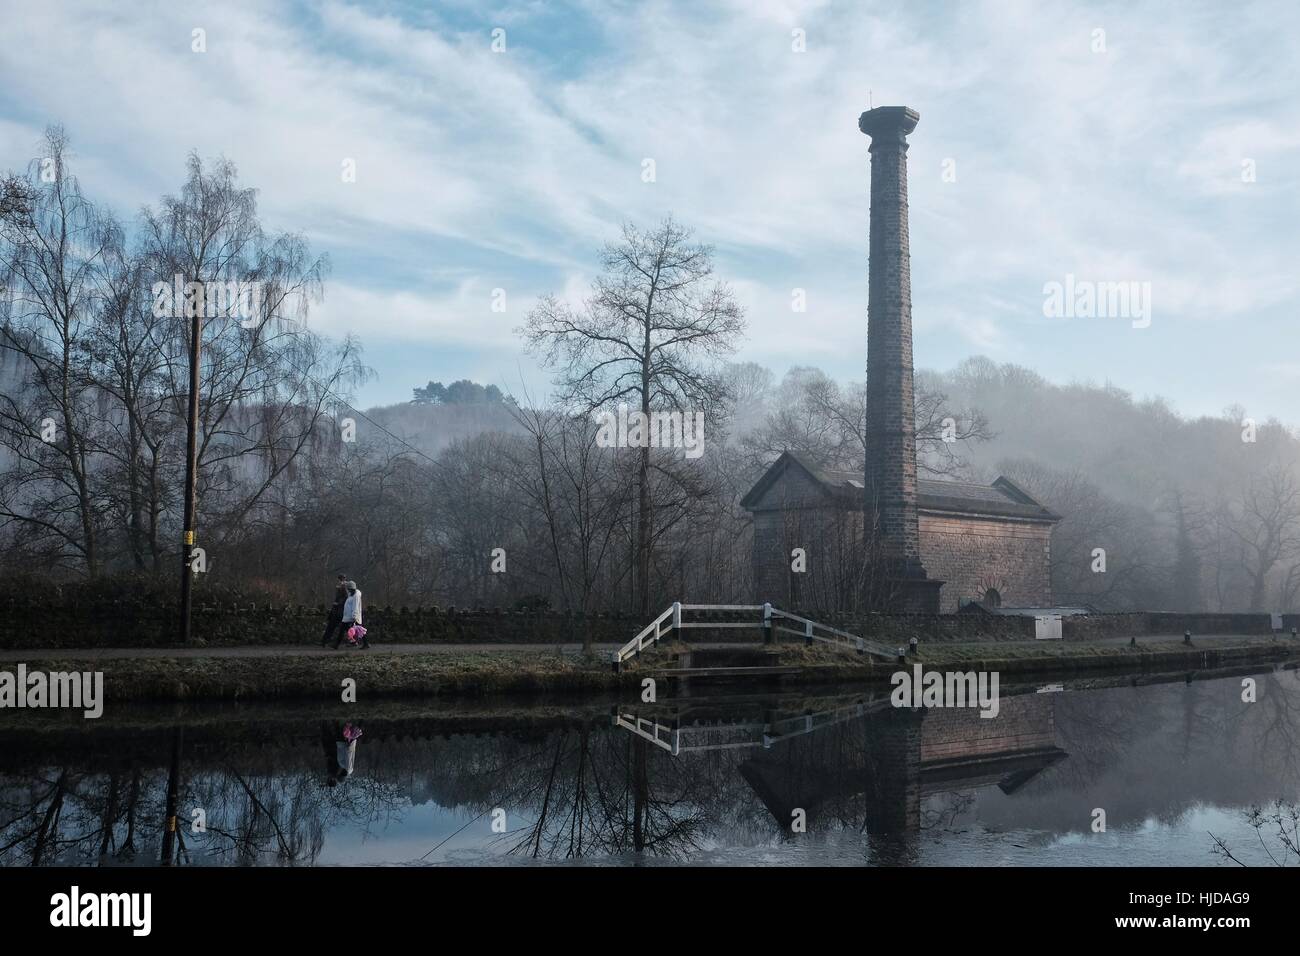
(1, 0, 1297, 419)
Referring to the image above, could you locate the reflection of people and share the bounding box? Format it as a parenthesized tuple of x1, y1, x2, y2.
(321, 721, 343, 786)
(320, 720, 363, 787)
(338, 722, 363, 776)
(320, 574, 348, 647)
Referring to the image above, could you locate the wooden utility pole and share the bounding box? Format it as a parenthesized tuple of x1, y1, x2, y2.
(178, 300, 202, 643)
(160, 726, 184, 865)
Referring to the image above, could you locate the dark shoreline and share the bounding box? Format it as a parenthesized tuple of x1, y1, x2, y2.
(1, 637, 1295, 703)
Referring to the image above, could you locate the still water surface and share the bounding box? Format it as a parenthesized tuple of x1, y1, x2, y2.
(4, 664, 1299, 866)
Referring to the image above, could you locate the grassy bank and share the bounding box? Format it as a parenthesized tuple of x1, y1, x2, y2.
(12, 650, 621, 702)
(759, 637, 1300, 680)
(3, 636, 1297, 702)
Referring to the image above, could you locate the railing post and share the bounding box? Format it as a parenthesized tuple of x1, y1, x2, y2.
(805, 619, 813, 646)
(672, 601, 682, 644)
(763, 602, 773, 645)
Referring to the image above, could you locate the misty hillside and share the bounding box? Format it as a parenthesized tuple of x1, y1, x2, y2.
(918, 357, 1300, 612)
(360, 400, 525, 459)
(924, 356, 1294, 508)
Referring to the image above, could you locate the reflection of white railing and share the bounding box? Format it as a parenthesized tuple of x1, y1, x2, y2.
(612, 602, 897, 665)
(614, 698, 888, 755)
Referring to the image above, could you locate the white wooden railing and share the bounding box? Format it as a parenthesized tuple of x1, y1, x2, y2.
(611, 602, 898, 664)
(768, 606, 897, 658)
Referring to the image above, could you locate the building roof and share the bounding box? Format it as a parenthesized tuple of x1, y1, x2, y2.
(740, 451, 1060, 523)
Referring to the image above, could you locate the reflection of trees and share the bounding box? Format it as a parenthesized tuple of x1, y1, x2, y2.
(1248, 670, 1300, 783)
(990, 671, 1300, 835)
(477, 704, 927, 861)
(188, 724, 408, 865)
(0, 721, 411, 867)
(0, 766, 158, 866)
(197, 770, 325, 864)
(920, 791, 976, 833)
(494, 730, 708, 860)
(1050, 684, 1149, 787)
(1210, 801, 1300, 866)
(8, 675, 1297, 866)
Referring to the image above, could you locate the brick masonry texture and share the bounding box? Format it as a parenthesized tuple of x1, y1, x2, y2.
(748, 489, 1054, 614)
(862, 107, 923, 566)
(918, 514, 1053, 612)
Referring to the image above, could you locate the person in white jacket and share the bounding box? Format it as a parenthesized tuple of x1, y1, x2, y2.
(332, 580, 369, 649)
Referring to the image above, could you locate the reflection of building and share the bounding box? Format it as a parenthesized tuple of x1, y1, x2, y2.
(618, 691, 1065, 838)
(743, 694, 1065, 836)
(742, 452, 1059, 613)
(917, 694, 1065, 796)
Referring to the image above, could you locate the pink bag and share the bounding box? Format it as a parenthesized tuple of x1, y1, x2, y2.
(346, 624, 367, 644)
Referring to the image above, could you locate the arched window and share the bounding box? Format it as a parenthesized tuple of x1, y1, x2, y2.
(983, 587, 1002, 608)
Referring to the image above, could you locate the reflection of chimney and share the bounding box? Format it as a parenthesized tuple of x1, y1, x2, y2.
(859, 106, 942, 612)
(862, 707, 922, 843)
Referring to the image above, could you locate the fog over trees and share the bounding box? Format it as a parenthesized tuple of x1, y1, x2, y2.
(4, 128, 1299, 617)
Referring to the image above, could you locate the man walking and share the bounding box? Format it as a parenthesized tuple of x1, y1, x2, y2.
(320, 574, 348, 647)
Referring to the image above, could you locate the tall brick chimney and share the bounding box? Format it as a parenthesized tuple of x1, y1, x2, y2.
(859, 105, 942, 613)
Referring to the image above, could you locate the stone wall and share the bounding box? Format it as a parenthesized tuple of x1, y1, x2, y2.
(4, 599, 651, 649)
(5, 598, 1295, 649)
(1060, 611, 1300, 641)
(919, 514, 1053, 613)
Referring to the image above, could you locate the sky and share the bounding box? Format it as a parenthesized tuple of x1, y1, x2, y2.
(2, 0, 1298, 421)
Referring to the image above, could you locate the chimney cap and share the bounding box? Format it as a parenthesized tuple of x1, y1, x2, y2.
(858, 106, 920, 138)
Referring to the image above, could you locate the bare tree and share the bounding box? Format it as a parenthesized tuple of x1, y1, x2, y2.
(501, 404, 631, 647)
(137, 153, 363, 557)
(743, 367, 989, 480)
(0, 127, 116, 573)
(999, 458, 1164, 610)
(1222, 465, 1300, 612)
(521, 217, 745, 614)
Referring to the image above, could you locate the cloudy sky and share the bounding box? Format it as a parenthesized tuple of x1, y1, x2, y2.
(2, 0, 1298, 420)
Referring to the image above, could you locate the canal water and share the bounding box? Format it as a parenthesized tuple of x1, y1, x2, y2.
(3, 663, 1299, 866)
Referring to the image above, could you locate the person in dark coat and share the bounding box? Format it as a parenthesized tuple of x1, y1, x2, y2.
(320, 574, 348, 647)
